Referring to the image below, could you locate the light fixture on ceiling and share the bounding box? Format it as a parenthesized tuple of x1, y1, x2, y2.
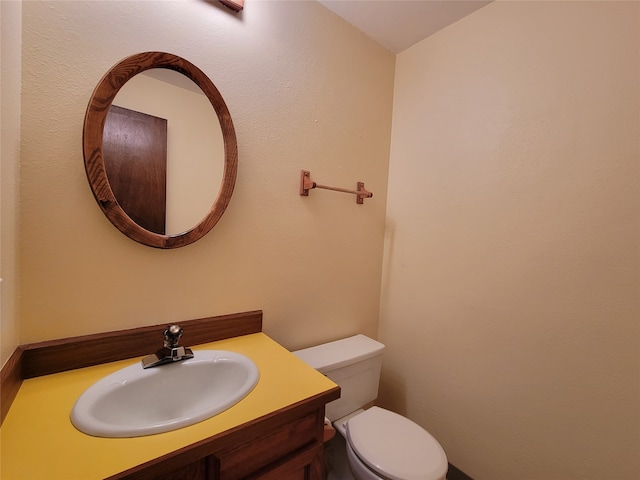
(219, 0, 243, 12)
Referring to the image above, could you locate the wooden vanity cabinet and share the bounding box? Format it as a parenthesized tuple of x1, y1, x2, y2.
(110, 400, 331, 480)
(0, 312, 341, 480)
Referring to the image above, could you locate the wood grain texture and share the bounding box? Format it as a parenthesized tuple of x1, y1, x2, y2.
(83, 52, 238, 249)
(105, 390, 340, 480)
(243, 443, 321, 480)
(0, 347, 23, 425)
(103, 105, 168, 234)
(218, 0, 244, 12)
(20, 310, 262, 379)
(217, 408, 318, 479)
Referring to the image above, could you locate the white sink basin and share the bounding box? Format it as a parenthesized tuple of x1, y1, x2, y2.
(71, 350, 259, 437)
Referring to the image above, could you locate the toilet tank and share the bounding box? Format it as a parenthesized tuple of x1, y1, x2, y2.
(293, 334, 384, 421)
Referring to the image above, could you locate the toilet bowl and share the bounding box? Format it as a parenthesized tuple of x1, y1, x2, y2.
(293, 335, 448, 480)
(343, 407, 447, 480)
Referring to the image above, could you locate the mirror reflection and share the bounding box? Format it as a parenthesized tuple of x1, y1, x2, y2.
(104, 69, 224, 235)
(83, 51, 238, 249)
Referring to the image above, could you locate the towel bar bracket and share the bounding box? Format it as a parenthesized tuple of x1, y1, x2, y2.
(299, 170, 373, 205)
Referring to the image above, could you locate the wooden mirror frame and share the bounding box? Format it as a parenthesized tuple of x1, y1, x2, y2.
(83, 52, 238, 249)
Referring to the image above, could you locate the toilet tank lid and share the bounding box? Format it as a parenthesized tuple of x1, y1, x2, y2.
(292, 334, 384, 373)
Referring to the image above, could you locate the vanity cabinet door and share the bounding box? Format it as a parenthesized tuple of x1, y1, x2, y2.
(243, 443, 322, 480)
(148, 458, 208, 480)
(214, 409, 323, 480)
(111, 408, 327, 480)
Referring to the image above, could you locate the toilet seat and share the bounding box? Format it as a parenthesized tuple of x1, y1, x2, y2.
(346, 407, 448, 480)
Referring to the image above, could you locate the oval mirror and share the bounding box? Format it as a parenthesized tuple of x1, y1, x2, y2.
(83, 52, 237, 249)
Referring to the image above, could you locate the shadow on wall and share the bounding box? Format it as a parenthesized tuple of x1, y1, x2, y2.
(378, 366, 407, 415)
(380, 220, 395, 307)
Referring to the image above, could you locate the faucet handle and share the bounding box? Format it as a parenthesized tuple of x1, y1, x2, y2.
(163, 324, 183, 348)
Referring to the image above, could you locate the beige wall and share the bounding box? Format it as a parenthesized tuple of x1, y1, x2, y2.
(10, 1, 639, 477)
(379, 1, 639, 479)
(18, 0, 394, 348)
(1, 0, 22, 366)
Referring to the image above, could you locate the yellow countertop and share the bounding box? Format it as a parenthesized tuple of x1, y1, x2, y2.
(0, 333, 337, 480)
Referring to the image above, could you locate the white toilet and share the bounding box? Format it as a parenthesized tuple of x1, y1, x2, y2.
(293, 334, 448, 480)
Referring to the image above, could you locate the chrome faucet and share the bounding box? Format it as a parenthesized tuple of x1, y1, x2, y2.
(142, 324, 194, 369)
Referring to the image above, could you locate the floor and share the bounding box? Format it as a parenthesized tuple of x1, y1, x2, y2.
(325, 434, 356, 480)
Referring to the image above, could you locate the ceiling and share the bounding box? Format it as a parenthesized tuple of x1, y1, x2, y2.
(316, 0, 492, 53)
